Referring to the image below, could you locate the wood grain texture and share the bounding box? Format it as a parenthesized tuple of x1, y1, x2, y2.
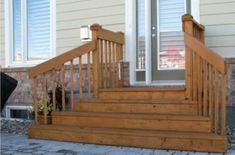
(33, 78, 38, 125)
(52, 112, 211, 133)
(28, 41, 96, 79)
(28, 125, 227, 153)
(184, 33, 226, 74)
(70, 60, 74, 111)
(75, 101, 198, 115)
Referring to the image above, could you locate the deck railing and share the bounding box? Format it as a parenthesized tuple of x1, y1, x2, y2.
(28, 24, 124, 124)
(182, 14, 227, 135)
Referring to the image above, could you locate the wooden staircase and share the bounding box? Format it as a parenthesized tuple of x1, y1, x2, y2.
(28, 15, 228, 153)
(29, 87, 227, 152)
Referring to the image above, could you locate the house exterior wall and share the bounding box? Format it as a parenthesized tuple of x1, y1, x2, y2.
(0, 0, 5, 67)
(56, 0, 125, 55)
(200, 0, 235, 58)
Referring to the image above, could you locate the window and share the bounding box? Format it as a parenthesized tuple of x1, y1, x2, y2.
(158, 0, 185, 70)
(6, 0, 55, 66)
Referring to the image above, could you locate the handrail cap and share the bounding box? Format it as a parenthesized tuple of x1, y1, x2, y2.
(90, 24, 102, 31)
(182, 14, 205, 31)
(182, 14, 193, 21)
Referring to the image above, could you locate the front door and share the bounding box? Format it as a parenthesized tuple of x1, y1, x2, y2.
(136, 0, 189, 83)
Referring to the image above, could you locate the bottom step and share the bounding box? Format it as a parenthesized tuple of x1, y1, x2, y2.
(28, 125, 227, 153)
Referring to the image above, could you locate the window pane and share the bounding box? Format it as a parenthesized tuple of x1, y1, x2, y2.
(158, 0, 185, 70)
(27, 0, 50, 60)
(13, 0, 22, 61)
(136, 0, 145, 70)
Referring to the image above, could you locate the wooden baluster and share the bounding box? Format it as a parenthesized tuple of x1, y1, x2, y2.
(79, 56, 83, 100)
(203, 61, 208, 116)
(209, 65, 214, 118)
(108, 41, 112, 88)
(104, 40, 108, 88)
(117, 43, 122, 88)
(43, 73, 48, 124)
(221, 74, 227, 135)
(111, 42, 115, 88)
(113, 43, 117, 88)
(60, 65, 65, 111)
(51, 69, 56, 111)
(214, 70, 219, 134)
(70, 60, 74, 111)
(198, 57, 203, 115)
(87, 52, 91, 99)
(33, 78, 38, 124)
(100, 39, 103, 88)
(192, 52, 198, 102)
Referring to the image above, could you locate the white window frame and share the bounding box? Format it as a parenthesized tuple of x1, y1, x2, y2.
(4, 0, 56, 67)
(125, 0, 200, 85)
(5, 105, 33, 119)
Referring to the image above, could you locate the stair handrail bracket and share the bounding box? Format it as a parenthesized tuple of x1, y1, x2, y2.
(182, 14, 227, 136)
(28, 24, 125, 125)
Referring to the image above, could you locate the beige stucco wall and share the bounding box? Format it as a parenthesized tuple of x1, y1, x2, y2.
(200, 0, 235, 58)
(56, 0, 125, 55)
(0, 0, 5, 67)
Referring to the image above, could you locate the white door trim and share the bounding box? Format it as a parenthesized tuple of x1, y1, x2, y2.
(145, 0, 152, 85)
(125, 0, 136, 85)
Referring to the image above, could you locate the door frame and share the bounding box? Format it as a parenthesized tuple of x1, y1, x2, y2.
(125, 0, 200, 85)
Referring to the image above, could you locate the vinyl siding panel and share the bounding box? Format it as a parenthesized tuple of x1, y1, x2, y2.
(56, 0, 125, 55)
(200, 0, 235, 58)
(0, 1, 5, 67)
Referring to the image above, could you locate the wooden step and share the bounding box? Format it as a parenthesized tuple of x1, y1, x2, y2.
(52, 112, 211, 133)
(75, 100, 198, 115)
(28, 125, 227, 153)
(98, 87, 186, 100)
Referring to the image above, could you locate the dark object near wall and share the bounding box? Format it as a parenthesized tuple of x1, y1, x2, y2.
(1, 72, 18, 111)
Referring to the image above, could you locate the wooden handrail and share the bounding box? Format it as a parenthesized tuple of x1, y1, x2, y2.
(90, 24, 124, 89)
(29, 23, 125, 125)
(184, 33, 227, 74)
(183, 16, 227, 136)
(91, 24, 124, 44)
(29, 41, 96, 79)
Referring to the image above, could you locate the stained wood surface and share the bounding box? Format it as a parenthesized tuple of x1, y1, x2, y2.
(52, 112, 211, 133)
(28, 41, 96, 78)
(184, 33, 226, 74)
(75, 101, 198, 115)
(29, 125, 227, 153)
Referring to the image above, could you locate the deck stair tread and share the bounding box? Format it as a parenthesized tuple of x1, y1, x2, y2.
(53, 111, 209, 121)
(28, 124, 227, 153)
(78, 99, 196, 104)
(30, 124, 223, 140)
(99, 87, 185, 92)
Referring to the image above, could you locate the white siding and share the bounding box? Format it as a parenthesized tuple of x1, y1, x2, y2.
(200, 0, 235, 58)
(56, 0, 125, 55)
(0, 0, 5, 67)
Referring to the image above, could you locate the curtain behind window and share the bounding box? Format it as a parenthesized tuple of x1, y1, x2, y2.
(27, 0, 50, 60)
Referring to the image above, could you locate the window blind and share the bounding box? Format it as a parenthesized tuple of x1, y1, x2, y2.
(13, 0, 22, 61)
(158, 0, 185, 69)
(27, 0, 50, 60)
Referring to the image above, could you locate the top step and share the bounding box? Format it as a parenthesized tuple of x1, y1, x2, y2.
(98, 86, 186, 100)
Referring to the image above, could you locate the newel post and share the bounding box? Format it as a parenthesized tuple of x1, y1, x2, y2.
(90, 24, 102, 97)
(182, 14, 194, 100)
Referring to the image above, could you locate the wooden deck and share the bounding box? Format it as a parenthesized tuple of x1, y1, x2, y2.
(28, 15, 228, 153)
(28, 86, 227, 152)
